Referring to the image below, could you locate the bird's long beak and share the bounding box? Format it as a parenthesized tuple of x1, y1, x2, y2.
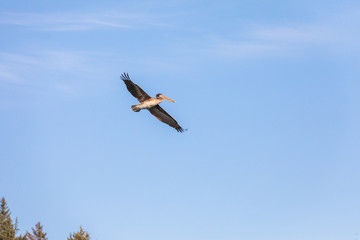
(163, 95, 176, 102)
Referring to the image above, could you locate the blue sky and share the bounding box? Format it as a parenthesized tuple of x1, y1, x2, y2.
(1, 0, 360, 239)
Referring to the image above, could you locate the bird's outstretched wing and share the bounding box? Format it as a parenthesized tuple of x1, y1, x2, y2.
(121, 73, 151, 102)
(148, 105, 185, 132)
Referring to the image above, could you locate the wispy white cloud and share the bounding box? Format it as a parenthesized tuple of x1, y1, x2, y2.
(0, 52, 40, 65)
(0, 53, 36, 83)
(39, 51, 88, 72)
(0, 49, 105, 72)
(194, 5, 360, 58)
(206, 37, 277, 58)
(207, 6, 360, 59)
(0, 11, 156, 31)
(0, 49, 110, 94)
(250, 26, 324, 43)
(0, 67, 24, 83)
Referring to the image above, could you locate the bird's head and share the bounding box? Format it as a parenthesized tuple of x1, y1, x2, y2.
(156, 93, 176, 102)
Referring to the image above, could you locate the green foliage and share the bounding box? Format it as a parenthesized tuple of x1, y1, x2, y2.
(26, 222, 47, 240)
(67, 227, 90, 240)
(1, 197, 91, 240)
(15, 234, 29, 240)
(0, 197, 18, 240)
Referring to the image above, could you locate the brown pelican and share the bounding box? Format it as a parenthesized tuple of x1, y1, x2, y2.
(121, 73, 185, 132)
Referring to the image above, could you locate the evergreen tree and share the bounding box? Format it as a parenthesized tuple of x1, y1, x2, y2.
(26, 222, 47, 240)
(67, 227, 90, 240)
(0, 197, 17, 240)
(15, 234, 29, 240)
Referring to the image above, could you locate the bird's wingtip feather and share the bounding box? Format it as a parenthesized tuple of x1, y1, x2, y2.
(176, 127, 187, 133)
(120, 72, 131, 81)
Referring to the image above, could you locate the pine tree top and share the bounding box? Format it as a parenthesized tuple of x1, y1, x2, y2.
(1, 197, 11, 217)
(67, 226, 90, 240)
(26, 222, 48, 240)
(0, 197, 18, 240)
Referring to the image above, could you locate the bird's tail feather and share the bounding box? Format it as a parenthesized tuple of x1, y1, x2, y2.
(131, 105, 141, 112)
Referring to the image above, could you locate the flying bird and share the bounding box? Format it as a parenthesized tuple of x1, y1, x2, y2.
(121, 73, 185, 132)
